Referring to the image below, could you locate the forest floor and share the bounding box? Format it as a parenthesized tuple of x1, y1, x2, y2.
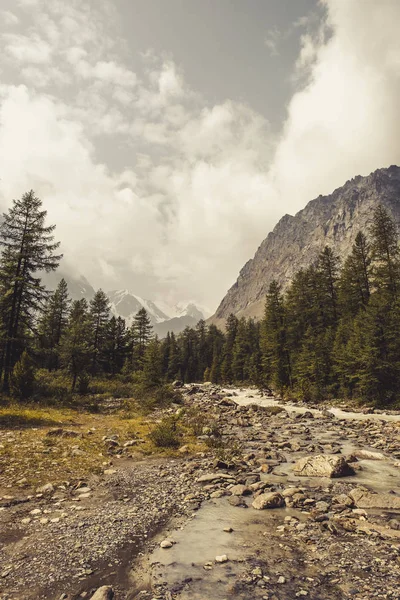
(1, 387, 400, 600)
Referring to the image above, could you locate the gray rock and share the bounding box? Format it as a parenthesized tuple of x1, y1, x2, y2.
(349, 488, 400, 509)
(91, 586, 114, 600)
(293, 455, 355, 478)
(252, 492, 285, 510)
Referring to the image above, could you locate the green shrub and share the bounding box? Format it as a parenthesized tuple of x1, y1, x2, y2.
(135, 383, 183, 412)
(148, 417, 181, 448)
(33, 369, 72, 404)
(10, 351, 36, 400)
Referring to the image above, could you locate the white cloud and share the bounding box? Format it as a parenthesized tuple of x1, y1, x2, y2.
(264, 26, 281, 56)
(3, 33, 52, 64)
(1, 0, 400, 311)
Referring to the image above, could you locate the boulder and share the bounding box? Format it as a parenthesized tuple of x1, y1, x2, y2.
(91, 587, 114, 600)
(252, 492, 285, 510)
(349, 488, 400, 510)
(230, 484, 252, 496)
(293, 455, 355, 478)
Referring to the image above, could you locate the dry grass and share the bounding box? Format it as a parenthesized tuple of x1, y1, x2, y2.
(0, 401, 203, 492)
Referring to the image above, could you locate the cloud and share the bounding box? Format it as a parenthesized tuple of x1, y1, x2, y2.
(1, 0, 400, 311)
(264, 27, 281, 56)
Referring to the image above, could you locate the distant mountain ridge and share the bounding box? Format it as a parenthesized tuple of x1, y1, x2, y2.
(42, 271, 205, 336)
(107, 289, 205, 336)
(211, 165, 400, 326)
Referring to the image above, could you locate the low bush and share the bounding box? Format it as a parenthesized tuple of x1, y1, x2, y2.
(148, 416, 181, 448)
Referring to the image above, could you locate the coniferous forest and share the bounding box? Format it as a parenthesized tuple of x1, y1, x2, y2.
(2, 190, 400, 407)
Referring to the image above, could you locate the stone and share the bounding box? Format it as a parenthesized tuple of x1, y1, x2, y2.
(228, 495, 247, 507)
(215, 554, 228, 563)
(160, 539, 175, 548)
(230, 484, 251, 496)
(293, 455, 355, 478)
(36, 483, 54, 494)
(91, 587, 114, 600)
(349, 488, 400, 510)
(197, 473, 235, 483)
(252, 492, 285, 510)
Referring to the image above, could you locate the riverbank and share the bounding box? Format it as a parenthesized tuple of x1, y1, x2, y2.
(1, 385, 400, 599)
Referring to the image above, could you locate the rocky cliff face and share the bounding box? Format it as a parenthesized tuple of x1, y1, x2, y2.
(212, 165, 400, 325)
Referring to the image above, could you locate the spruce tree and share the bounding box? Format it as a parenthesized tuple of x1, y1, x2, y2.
(130, 308, 153, 371)
(59, 299, 91, 391)
(39, 278, 70, 370)
(261, 281, 291, 392)
(221, 313, 238, 383)
(370, 205, 400, 296)
(104, 316, 128, 375)
(89, 289, 110, 374)
(0, 191, 61, 391)
(142, 338, 163, 387)
(338, 232, 371, 318)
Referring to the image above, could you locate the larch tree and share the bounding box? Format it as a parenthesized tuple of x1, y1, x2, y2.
(0, 191, 61, 392)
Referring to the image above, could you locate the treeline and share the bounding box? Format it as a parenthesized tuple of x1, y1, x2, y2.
(2, 190, 400, 407)
(158, 204, 400, 407)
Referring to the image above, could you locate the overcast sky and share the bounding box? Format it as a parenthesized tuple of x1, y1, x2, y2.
(1, 0, 400, 312)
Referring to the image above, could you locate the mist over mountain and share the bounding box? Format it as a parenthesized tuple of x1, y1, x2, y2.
(211, 165, 400, 326)
(43, 271, 205, 336)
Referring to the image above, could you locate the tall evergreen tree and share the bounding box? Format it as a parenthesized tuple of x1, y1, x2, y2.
(39, 278, 70, 370)
(370, 205, 400, 296)
(104, 316, 128, 375)
(221, 313, 238, 383)
(130, 308, 153, 371)
(59, 299, 91, 391)
(261, 281, 291, 392)
(0, 191, 61, 391)
(338, 232, 371, 318)
(89, 289, 110, 374)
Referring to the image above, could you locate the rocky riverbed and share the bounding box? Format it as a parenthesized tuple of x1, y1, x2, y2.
(1, 386, 400, 599)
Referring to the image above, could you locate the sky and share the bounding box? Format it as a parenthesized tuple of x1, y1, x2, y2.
(1, 0, 400, 312)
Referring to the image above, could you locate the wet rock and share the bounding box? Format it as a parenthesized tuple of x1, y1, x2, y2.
(349, 488, 400, 509)
(197, 473, 235, 484)
(228, 495, 247, 507)
(160, 539, 175, 549)
(230, 484, 252, 496)
(252, 492, 285, 510)
(215, 554, 228, 563)
(91, 586, 114, 600)
(293, 455, 355, 478)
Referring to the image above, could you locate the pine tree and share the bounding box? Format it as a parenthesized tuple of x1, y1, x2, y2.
(370, 205, 400, 296)
(338, 232, 371, 318)
(59, 299, 91, 391)
(89, 289, 110, 374)
(10, 350, 35, 400)
(39, 278, 70, 370)
(0, 191, 61, 391)
(261, 281, 291, 392)
(166, 331, 181, 381)
(221, 313, 238, 383)
(104, 316, 128, 375)
(316, 246, 340, 327)
(142, 338, 163, 387)
(130, 308, 153, 371)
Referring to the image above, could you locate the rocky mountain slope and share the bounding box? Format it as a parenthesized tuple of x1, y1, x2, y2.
(212, 165, 400, 326)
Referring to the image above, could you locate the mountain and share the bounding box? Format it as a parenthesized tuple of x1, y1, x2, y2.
(107, 289, 205, 336)
(43, 275, 205, 336)
(211, 165, 400, 326)
(42, 271, 95, 301)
